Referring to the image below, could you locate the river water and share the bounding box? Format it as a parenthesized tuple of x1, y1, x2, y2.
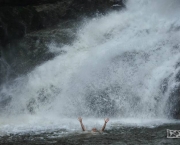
(0, 0, 180, 144)
(1, 121, 180, 144)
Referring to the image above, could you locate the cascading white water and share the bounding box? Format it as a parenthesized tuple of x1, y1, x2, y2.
(0, 0, 180, 134)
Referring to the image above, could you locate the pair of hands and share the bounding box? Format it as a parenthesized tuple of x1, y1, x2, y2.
(78, 117, 109, 123)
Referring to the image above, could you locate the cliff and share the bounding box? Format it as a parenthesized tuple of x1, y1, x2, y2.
(0, 0, 125, 47)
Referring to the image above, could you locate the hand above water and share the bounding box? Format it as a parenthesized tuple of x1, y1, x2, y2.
(104, 118, 109, 123)
(78, 117, 83, 123)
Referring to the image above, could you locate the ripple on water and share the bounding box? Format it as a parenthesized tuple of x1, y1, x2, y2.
(0, 123, 180, 145)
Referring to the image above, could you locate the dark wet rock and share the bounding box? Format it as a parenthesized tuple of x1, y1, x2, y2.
(0, 93, 11, 109)
(33, 1, 74, 28)
(0, 0, 126, 85)
(173, 68, 180, 119)
(167, 86, 180, 119)
(0, 6, 42, 46)
(110, 0, 126, 10)
(159, 60, 180, 119)
(163, 67, 180, 119)
(160, 74, 173, 94)
(0, 0, 62, 6)
(0, 3, 67, 46)
(0, 0, 126, 47)
(0, 57, 15, 83)
(171, 69, 180, 119)
(0, 19, 78, 85)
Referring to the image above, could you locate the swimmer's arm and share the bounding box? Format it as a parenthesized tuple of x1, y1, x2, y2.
(78, 117, 86, 131)
(101, 118, 109, 131)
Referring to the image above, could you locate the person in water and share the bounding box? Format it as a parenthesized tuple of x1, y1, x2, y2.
(78, 117, 109, 132)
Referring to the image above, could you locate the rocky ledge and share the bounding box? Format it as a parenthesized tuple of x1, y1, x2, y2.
(0, 0, 125, 47)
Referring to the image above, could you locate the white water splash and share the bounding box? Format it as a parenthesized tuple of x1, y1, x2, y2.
(0, 0, 180, 134)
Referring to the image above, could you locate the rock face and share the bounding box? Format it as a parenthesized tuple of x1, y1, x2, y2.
(0, 6, 41, 46)
(168, 69, 180, 119)
(0, 0, 125, 47)
(0, 0, 125, 84)
(0, 0, 73, 46)
(0, 19, 78, 84)
(161, 63, 180, 119)
(0, 0, 65, 6)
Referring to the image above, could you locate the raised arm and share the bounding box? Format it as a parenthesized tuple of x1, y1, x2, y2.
(78, 117, 86, 131)
(101, 118, 109, 131)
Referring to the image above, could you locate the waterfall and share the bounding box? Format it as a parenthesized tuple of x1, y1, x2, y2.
(0, 0, 180, 133)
